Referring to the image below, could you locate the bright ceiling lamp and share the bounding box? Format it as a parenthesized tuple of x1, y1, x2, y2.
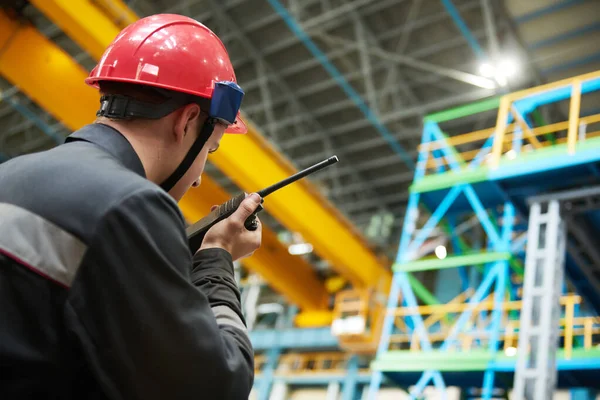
(479, 62, 495, 78)
(435, 245, 447, 260)
(478, 57, 520, 87)
(288, 243, 314, 255)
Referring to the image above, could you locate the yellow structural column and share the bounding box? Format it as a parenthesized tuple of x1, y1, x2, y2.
(567, 80, 582, 155)
(0, 10, 330, 320)
(31, 0, 392, 291)
(490, 96, 510, 169)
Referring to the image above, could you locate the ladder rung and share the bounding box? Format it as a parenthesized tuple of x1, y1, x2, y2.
(527, 288, 545, 297)
(520, 369, 540, 379)
(523, 327, 541, 336)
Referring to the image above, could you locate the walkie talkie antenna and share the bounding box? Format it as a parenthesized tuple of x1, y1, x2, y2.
(186, 155, 339, 254)
(257, 156, 339, 197)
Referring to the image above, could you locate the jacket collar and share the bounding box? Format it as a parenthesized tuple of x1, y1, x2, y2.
(65, 123, 146, 178)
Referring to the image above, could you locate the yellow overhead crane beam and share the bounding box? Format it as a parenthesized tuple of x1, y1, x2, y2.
(0, 9, 329, 321)
(44, 0, 391, 290)
(24, 0, 394, 319)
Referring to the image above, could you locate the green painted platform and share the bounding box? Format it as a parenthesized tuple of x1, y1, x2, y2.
(372, 349, 493, 372)
(371, 348, 600, 373)
(410, 136, 600, 194)
(393, 252, 510, 272)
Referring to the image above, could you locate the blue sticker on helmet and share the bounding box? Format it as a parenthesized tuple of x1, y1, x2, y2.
(210, 81, 244, 125)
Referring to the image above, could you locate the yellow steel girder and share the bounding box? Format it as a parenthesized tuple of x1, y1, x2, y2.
(24, 0, 395, 310)
(0, 9, 329, 317)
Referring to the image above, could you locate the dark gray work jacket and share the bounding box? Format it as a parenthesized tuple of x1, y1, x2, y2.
(0, 123, 253, 399)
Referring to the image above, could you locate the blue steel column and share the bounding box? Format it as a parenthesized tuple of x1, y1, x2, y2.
(448, 215, 469, 293)
(440, 0, 486, 60)
(367, 125, 433, 399)
(342, 355, 359, 400)
(482, 202, 514, 400)
(570, 389, 597, 400)
(256, 347, 280, 400)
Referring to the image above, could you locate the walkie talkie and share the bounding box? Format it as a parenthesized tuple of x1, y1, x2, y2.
(186, 156, 339, 253)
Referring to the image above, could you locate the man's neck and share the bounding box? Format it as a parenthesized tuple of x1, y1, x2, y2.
(95, 119, 174, 185)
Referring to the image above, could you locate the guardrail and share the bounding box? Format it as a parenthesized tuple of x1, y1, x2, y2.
(416, 70, 600, 177)
(385, 293, 600, 359)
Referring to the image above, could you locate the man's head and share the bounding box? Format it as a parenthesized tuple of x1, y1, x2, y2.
(94, 81, 227, 201)
(85, 14, 247, 201)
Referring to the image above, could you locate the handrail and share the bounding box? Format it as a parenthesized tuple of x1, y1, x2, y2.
(419, 113, 600, 171)
(415, 70, 600, 177)
(385, 294, 600, 359)
(273, 352, 372, 375)
(490, 70, 600, 168)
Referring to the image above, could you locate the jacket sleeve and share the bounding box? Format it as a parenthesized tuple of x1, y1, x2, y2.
(64, 188, 254, 400)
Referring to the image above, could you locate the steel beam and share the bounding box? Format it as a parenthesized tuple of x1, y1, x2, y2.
(315, 32, 494, 88)
(267, 0, 415, 170)
(243, 25, 496, 125)
(242, 6, 486, 101)
(254, 60, 495, 140)
(234, 0, 407, 67)
(30, 1, 392, 290)
(0, 13, 98, 130)
(379, 0, 423, 112)
(202, 0, 397, 229)
(481, 0, 500, 61)
(527, 185, 600, 206)
(353, 16, 379, 114)
(29, 0, 126, 60)
(0, 9, 331, 316)
(233, 0, 478, 67)
(441, 0, 486, 60)
(273, 88, 494, 148)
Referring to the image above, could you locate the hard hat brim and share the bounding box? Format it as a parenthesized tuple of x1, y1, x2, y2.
(225, 112, 248, 134)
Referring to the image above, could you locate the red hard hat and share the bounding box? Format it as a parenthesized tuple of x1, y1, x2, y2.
(85, 14, 247, 134)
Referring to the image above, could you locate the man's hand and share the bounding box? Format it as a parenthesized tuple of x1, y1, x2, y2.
(199, 193, 263, 261)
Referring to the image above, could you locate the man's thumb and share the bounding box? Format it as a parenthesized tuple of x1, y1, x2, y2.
(234, 193, 261, 222)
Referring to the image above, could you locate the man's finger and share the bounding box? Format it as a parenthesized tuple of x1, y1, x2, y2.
(210, 205, 218, 212)
(232, 193, 261, 225)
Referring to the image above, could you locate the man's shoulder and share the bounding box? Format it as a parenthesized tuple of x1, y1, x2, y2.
(0, 143, 178, 244)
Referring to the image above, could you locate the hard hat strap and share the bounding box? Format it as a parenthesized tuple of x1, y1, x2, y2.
(95, 81, 244, 192)
(96, 93, 210, 120)
(159, 118, 215, 192)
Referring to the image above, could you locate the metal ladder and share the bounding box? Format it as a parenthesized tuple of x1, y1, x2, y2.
(513, 199, 566, 400)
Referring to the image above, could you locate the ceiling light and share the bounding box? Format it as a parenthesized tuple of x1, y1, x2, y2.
(495, 74, 508, 87)
(288, 243, 313, 255)
(505, 346, 517, 357)
(434, 245, 447, 260)
(478, 62, 495, 78)
(498, 59, 518, 78)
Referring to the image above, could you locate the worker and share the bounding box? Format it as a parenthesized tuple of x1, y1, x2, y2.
(0, 14, 259, 399)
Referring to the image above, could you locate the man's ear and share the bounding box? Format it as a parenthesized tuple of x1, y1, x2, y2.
(173, 103, 202, 143)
